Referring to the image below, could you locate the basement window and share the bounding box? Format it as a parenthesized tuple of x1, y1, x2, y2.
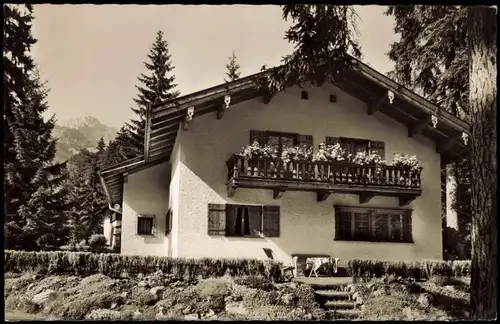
(301, 90, 309, 100)
(137, 215, 154, 235)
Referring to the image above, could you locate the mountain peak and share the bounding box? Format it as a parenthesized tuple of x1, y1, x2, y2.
(65, 116, 103, 129)
(53, 116, 118, 162)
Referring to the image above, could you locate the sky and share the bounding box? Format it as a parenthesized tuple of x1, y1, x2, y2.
(32, 5, 399, 129)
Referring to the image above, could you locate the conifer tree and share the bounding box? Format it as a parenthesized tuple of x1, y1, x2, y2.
(260, 5, 361, 94)
(385, 5, 472, 258)
(66, 148, 107, 245)
(125, 30, 180, 155)
(224, 50, 241, 82)
(4, 4, 70, 250)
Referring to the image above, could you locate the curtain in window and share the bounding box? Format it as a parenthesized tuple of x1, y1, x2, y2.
(247, 206, 262, 235)
(226, 205, 239, 236)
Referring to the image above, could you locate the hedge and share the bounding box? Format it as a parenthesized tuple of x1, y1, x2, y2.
(347, 259, 471, 280)
(4, 250, 284, 282)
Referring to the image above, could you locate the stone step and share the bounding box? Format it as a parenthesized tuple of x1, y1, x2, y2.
(315, 290, 351, 300)
(327, 309, 360, 320)
(324, 300, 357, 310)
(293, 277, 353, 291)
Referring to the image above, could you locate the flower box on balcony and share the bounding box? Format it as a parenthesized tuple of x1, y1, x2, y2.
(226, 154, 422, 206)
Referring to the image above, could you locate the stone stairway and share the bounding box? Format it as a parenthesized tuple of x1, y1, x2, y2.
(316, 289, 360, 320)
(293, 269, 360, 320)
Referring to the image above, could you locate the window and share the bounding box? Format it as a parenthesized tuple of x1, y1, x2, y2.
(208, 204, 280, 237)
(165, 209, 172, 235)
(325, 137, 385, 159)
(341, 137, 370, 158)
(226, 205, 262, 237)
(334, 206, 412, 243)
(137, 215, 154, 235)
(250, 130, 313, 156)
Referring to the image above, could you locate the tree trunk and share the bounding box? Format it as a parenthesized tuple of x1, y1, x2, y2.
(467, 6, 497, 320)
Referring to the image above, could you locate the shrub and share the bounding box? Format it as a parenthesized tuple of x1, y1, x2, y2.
(4, 250, 283, 282)
(347, 259, 471, 280)
(195, 278, 232, 299)
(88, 234, 108, 252)
(234, 275, 274, 291)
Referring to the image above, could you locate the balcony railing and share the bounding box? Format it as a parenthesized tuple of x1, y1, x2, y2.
(226, 155, 422, 205)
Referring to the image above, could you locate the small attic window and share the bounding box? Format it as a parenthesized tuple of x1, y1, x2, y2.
(301, 91, 309, 100)
(329, 94, 337, 103)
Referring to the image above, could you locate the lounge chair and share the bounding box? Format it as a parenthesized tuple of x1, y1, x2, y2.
(263, 248, 296, 281)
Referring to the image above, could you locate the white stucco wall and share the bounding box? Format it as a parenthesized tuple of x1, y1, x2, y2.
(173, 84, 443, 265)
(121, 161, 171, 256)
(103, 214, 112, 246)
(169, 126, 182, 257)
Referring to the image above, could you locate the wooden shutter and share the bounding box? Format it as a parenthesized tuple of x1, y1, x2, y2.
(403, 211, 413, 242)
(208, 204, 226, 236)
(369, 141, 386, 158)
(262, 205, 280, 237)
(297, 134, 313, 148)
(165, 209, 172, 235)
(325, 136, 340, 145)
(250, 130, 267, 146)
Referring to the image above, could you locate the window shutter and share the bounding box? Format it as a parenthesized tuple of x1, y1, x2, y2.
(369, 141, 385, 159)
(250, 130, 267, 146)
(403, 211, 413, 242)
(166, 209, 172, 235)
(208, 204, 226, 236)
(297, 134, 313, 148)
(262, 205, 280, 237)
(325, 136, 340, 145)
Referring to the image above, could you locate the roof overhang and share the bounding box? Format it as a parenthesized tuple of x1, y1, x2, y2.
(98, 58, 471, 208)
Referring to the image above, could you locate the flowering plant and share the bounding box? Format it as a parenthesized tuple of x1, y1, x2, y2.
(239, 140, 278, 160)
(390, 153, 422, 172)
(352, 151, 386, 166)
(281, 145, 313, 163)
(312, 143, 349, 162)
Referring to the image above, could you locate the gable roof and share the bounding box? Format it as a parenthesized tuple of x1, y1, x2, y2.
(98, 58, 471, 208)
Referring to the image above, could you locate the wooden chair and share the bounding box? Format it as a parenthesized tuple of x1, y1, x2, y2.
(263, 248, 296, 281)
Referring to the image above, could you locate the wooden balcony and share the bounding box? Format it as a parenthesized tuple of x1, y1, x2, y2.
(226, 155, 422, 206)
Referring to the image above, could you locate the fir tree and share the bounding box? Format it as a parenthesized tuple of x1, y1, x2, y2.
(66, 149, 107, 245)
(104, 126, 137, 167)
(96, 136, 106, 152)
(224, 50, 241, 83)
(260, 5, 362, 95)
(385, 6, 468, 118)
(4, 4, 70, 250)
(385, 5, 472, 258)
(125, 30, 180, 155)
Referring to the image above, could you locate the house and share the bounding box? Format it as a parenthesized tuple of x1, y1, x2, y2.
(98, 60, 469, 267)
